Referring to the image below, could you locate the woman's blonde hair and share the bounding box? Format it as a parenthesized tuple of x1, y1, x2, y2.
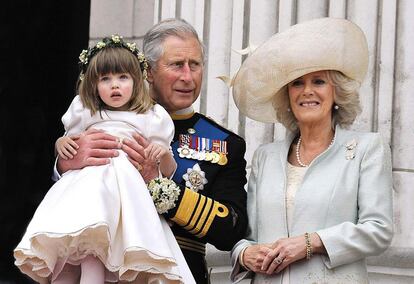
(77, 47, 153, 115)
(273, 70, 362, 132)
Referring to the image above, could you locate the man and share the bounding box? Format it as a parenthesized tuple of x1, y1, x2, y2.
(58, 18, 248, 283)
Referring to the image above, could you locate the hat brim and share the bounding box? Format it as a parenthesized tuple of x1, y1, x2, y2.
(232, 17, 368, 123)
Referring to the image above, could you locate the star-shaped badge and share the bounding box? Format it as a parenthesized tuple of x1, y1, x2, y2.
(177, 145, 194, 158)
(183, 163, 208, 192)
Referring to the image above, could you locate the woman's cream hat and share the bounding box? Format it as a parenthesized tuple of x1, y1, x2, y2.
(232, 17, 369, 123)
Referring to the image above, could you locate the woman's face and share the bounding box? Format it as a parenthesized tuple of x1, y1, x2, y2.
(287, 71, 335, 127)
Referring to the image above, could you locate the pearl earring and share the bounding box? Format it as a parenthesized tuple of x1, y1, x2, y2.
(334, 105, 339, 110)
(287, 107, 291, 112)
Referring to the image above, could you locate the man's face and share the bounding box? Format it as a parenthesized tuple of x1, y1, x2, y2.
(147, 35, 204, 112)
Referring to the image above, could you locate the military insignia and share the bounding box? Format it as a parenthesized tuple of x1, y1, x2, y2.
(218, 153, 228, 165)
(177, 133, 228, 166)
(204, 152, 213, 161)
(178, 145, 193, 158)
(187, 128, 196, 134)
(190, 150, 200, 160)
(211, 152, 220, 163)
(197, 151, 206, 161)
(183, 163, 208, 192)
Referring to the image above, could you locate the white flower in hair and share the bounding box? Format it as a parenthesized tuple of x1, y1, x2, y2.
(111, 34, 122, 43)
(79, 49, 88, 64)
(126, 42, 137, 52)
(96, 41, 106, 49)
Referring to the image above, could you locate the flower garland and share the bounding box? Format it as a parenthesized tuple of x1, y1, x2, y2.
(78, 34, 148, 81)
(147, 177, 181, 214)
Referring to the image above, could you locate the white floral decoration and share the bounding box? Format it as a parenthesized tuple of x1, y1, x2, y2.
(79, 49, 88, 64)
(78, 35, 148, 81)
(137, 52, 146, 61)
(345, 138, 357, 160)
(111, 34, 122, 43)
(148, 177, 181, 214)
(96, 41, 106, 49)
(183, 163, 208, 192)
(126, 42, 136, 52)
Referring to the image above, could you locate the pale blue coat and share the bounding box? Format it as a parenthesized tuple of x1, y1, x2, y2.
(231, 127, 393, 283)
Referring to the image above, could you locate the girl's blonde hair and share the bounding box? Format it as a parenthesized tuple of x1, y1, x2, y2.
(274, 70, 362, 132)
(77, 47, 153, 115)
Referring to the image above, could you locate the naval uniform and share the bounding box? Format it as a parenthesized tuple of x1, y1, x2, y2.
(166, 112, 248, 283)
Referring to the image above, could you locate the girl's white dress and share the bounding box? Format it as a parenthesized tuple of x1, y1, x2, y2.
(14, 95, 195, 283)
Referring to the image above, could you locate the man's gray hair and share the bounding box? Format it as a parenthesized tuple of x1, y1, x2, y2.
(143, 18, 206, 69)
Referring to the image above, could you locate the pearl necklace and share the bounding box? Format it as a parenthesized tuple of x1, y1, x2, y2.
(296, 135, 335, 167)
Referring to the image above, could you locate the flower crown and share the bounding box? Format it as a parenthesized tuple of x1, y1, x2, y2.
(78, 34, 148, 81)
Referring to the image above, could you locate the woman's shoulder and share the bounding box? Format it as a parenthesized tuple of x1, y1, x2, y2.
(338, 127, 384, 143)
(336, 127, 388, 153)
(255, 140, 284, 155)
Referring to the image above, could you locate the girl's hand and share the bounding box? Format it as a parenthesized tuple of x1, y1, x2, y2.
(122, 133, 158, 183)
(56, 136, 79, 160)
(145, 143, 169, 163)
(242, 244, 273, 273)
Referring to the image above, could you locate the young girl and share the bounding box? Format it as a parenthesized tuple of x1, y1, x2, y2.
(14, 35, 194, 284)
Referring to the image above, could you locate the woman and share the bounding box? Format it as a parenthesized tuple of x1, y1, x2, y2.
(230, 18, 393, 283)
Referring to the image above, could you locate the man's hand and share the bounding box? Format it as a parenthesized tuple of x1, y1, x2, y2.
(122, 133, 158, 183)
(57, 128, 120, 174)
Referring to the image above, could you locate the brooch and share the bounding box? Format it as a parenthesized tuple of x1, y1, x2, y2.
(345, 138, 357, 160)
(183, 164, 208, 192)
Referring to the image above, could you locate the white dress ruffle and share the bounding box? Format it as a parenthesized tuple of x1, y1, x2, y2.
(14, 96, 195, 283)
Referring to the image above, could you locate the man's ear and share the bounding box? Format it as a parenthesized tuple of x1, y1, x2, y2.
(146, 66, 154, 84)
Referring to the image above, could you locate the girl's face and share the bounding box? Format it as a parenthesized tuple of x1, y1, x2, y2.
(97, 72, 134, 110)
(287, 71, 335, 127)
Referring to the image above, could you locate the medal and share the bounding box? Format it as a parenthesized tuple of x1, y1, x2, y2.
(204, 152, 213, 161)
(217, 153, 228, 165)
(197, 151, 206, 161)
(178, 145, 193, 158)
(177, 133, 228, 166)
(211, 152, 220, 163)
(181, 147, 190, 156)
(191, 150, 199, 160)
